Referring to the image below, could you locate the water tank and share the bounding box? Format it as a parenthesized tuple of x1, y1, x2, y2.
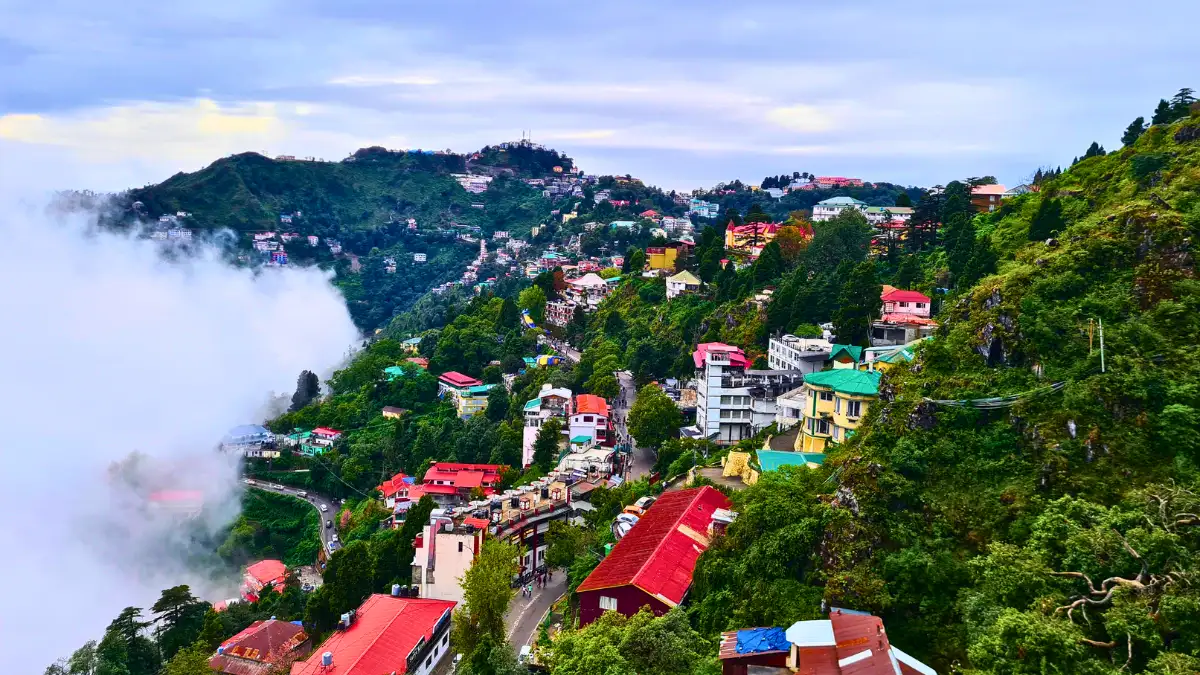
(510, 497, 519, 508)
(410, 585, 420, 597)
(322, 652, 333, 667)
(217, 646, 225, 655)
(392, 584, 401, 597)
(540, 487, 549, 499)
(400, 585, 410, 597)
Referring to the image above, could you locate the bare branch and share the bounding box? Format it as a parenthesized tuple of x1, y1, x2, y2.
(1122, 632, 1132, 671)
(1080, 638, 1115, 648)
(1050, 571, 1098, 594)
(1111, 529, 1148, 583)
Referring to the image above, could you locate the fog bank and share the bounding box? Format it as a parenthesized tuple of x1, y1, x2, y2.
(0, 197, 359, 672)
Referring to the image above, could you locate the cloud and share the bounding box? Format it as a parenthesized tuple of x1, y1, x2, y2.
(765, 104, 837, 133)
(0, 195, 359, 672)
(328, 74, 441, 86)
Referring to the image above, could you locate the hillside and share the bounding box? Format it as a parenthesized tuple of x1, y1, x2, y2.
(689, 115, 1200, 672)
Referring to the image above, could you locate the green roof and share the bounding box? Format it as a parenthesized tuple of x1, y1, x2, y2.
(466, 384, 496, 395)
(524, 398, 541, 410)
(876, 346, 915, 364)
(384, 365, 407, 380)
(570, 435, 593, 444)
(757, 450, 826, 472)
(401, 337, 422, 345)
(818, 196, 867, 206)
(829, 344, 863, 363)
(667, 270, 702, 285)
(804, 369, 881, 397)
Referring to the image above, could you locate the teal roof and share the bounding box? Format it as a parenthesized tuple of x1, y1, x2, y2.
(570, 435, 593, 444)
(384, 365, 407, 380)
(524, 398, 541, 411)
(876, 346, 915, 364)
(609, 220, 637, 228)
(804, 369, 881, 397)
(523, 357, 538, 366)
(829, 344, 863, 363)
(466, 384, 496, 395)
(401, 337, 422, 345)
(757, 450, 826, 472)
(818, 196, 867, 206)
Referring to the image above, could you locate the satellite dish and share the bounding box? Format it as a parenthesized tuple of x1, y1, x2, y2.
(611, 512, 639, 540)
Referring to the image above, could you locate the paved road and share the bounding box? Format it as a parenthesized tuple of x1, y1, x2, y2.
(539, 334, 581, 363)
(615, 371, 656, 480)
(245, 480, 340, 556)
(506, 571, 568, 650)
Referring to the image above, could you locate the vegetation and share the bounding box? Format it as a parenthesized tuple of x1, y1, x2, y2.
(217, 489, 320, 567)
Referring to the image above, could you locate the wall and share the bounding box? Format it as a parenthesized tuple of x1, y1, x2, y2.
(577, 586, 670, 627)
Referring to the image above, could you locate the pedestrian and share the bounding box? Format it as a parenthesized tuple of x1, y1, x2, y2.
(548, 569, 553, 582)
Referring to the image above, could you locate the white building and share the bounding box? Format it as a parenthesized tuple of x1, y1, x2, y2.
(666, 270, 702, 299)
(688, 343, 805, 444)
(812, 196, 868, 222)
(568, 395, 610, 446)
(522, 385, 572, 467)
(410, 512, 485, 604)
(768, 335, 832, 374)
(414, 252, 427, 263)
(774, 386, 807, 431)
(563, 273, 612, 309)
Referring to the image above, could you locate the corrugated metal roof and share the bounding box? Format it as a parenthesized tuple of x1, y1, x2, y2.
(290, 595, 455, 675)
(804, 369, 881, 398)
(576, 486, 730, 605)
(830, 611, 897, 675)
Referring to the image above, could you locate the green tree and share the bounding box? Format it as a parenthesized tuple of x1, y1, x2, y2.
(894, 255, 922, 288)
(451, 539, 520, 659)
(1171, 87, 1196, 118)
(1027, 197, 1064, 241)
(895, 192, 913, 207)
(550, 608, 716, 675)
(289, 370, 321, 412)
(159, 643, 213, 675)
(517, 286, 547, 325)
(322, 540, 375, 618)
(150, 585, 208, 661)
(486, 385, 510, 423)
(96, 607, 158, 675)
(1152, 98, 1173, 124)
(832, 261, 880, 347)
(496, 297, 520, 332)
(532, 418, 563, 472)
(545, 520, 596, 570)
(628, 384, 683, 449)
(805, 209, 872, 271)
(1121, 116, 1148, 146)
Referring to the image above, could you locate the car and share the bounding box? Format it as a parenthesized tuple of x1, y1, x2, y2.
(243, 478, 256, 485)
(301, 583, 315, 592)
(320, 504, 328, 512)
(325, 520, 332, 529)
(297, 491, 307, 498)
(518, 646, 532, 665)
(331, 533, 339, 543)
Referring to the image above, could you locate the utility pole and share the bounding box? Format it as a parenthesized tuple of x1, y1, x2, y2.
(1099, 319, 1106, 373)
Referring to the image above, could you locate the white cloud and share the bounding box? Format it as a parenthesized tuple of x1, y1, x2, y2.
(0, 196, 359, 672)
(765, 103, 837, 132)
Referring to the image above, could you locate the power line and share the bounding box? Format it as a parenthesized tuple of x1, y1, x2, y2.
(923, 381, 1067, 409)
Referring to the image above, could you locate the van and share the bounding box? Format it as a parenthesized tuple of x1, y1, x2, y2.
(518, 646, 532, 665)
(298, 491, 308, 498)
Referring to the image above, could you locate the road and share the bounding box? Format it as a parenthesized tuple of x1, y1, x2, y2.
(538, 334, 580, 363)
(506, 571, 568, 650)
(245, 480, 340, 557)
(615, 370, 656, 480)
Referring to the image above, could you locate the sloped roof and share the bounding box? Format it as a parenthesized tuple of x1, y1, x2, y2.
(881, 288, 930, 304)
(667, 270, 702, 285)
(246, 560, 287, 585)
(576, 486, 731, 606)
(290, 595, 455, 675)
(804, 369, 881, 397)
(830, 610, 896, 675)
(569, 272, 608, 288)
(817, 196, 867, 206)
(377, 472, 411, 498)
(574, 394, 609, 416)
(829, 344, 863, 363)
(693, 342, 749, 369)
(211, 620, 308, 675)
(438, 371, 482, 388)
(971, 184, 1007, 196)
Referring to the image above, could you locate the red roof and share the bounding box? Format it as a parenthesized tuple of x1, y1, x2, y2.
(406, 357, 429, 368)
(729, 222, 780, 237)
(377, 473, 410, 498)
(576, 486, 731, 606)
(463, 516, 490, 529)
(451, 471, 486, 488)
(879, 313, 938, 326)
(970, 184, 1007, 196)
(574, 394, 609, 417)
(438, 371, 482, 388)
(639, 209, 659, 217)
(830, 610, 896, 675)
(246, 560, 287, 586)
(211, 620, 308, 675)
(880, 289, 930, 304)
(692, 342, 750, 369)
(290, 595, 456, 675)
(422, 463, 503, 492)
(312, 427, 342, 437)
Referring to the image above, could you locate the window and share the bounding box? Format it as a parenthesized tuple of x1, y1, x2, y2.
(816, 419, 830, 435)
(458, 542, 464, 553)
(807, 418, 815, 432)
(916, 303, 926, 309)
(426, 656, 432, 668)
(819, 391, 834, 402)
(834, 397, 841, 414)
(899, 301, 909, 307)
(599, 596, 618, 611)
(584, 415, 593, 422)
(720, 395, 731, 405)
(833, 426, 840, 440)
(847, 400, 862, 417)
(443, 635, 449, 646)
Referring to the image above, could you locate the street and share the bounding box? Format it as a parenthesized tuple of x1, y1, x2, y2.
(506, 570, 568, 650)
(615, 370, 656, 480)
(538, 334, 580, 363)
(244, 480, 339, 556)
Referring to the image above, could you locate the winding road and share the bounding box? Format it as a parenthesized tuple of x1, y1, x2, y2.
(245, 479, 340, 555)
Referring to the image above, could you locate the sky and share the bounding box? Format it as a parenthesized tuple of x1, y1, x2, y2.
(1, 1, 1198, 194)
(0, 199, 360, 671)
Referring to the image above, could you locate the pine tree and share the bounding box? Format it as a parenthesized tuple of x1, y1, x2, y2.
(532, 418, 563, 472)
(1171, 88, 1196, 119)
(894, 192, 912, 207)
(1027, 197, 1064, 241)
(1122, 116, 1148, 146)
(832, 261, 881, 347)
(1152, 99, 1173, 125)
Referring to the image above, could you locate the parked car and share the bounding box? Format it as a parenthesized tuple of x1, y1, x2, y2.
(297, 491, 307, 498)
(518, 646, 532, 665)
(332, 533, 339, 543)
(320, 504, 328, 512)
(326, 519, 332, 529)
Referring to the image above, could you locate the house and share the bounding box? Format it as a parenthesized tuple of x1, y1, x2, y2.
(406, 357, 429, 369)
(559, 445, 616, 475)
(646, 245, 679, 271)
(829, 344, 864, 369)
(437, 371, 482, 397)
(307, 235, 319, 247)
(420, 462, 503, 504)
(970, 184, 1007, 212)
(813, 176, 864, 189)
(875, 287, 937, 346)
(724, 222, 780, 255)
(210, 619, 310, 675)
(377, 472, 416, 509)
(864, 205, 914, 225)
(401, 337, 422, 354)
(413, 253, 427, 263)
(812, 197, 867, 222)
(881, 286, 931, 318)
(795, 369, 881, 453)
(545, 299, 576, 327)
(381, 406, 409, 419)
(688, 198, 721, 219)
(1004, 184, 1038, 197)
(576, 486, 732, 626)
(564, 273, 613, 309)
(290, 594, 456, 675)
(522, 384, 573, 467)
(310, 427, 343, 448)
(569, 394, 611, 446)
(410, 514, 488, 603)
(767, 335, 831, 374)
(639, 209, 660, 220)
(609, 220, 638, 230)
(666, 270, 702, 299)
(242, 560, 287, 602)
(773, 386, 808, 431)
(687, 344, 801, 444)
(717, 609, 937, 675)
(454, 384, 494, 419)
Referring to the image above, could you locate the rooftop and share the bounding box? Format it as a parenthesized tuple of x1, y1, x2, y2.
(881, 288, 931, 304)
(574, 394, 609, 417)
(667, 270, 702, 285)
(757, 450, 825, 472)
(290, 595, 456, 675)
(211, 620, 307, 675)
(438, 371, 482, 388)
(804, 369, 882, 398)
(971, 183, 1007, 196)
(246, 560, 287, 585)
(817, 196, 867, 206)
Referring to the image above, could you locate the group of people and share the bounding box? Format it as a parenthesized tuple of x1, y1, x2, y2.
(519, 569, 553, 598)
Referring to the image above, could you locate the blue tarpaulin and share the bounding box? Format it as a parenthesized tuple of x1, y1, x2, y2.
(736, 627, 789, 654)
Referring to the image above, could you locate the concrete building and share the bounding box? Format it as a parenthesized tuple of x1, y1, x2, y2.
(410, 512, 486, 604)
(666, 270, 702, 299)
(795, 369, 881, 454)
(812, 196, 867, 222)
(767, 335, 832, 374)
(689, 343, 805, 444)
(522, 384, 572, 467)
(569, 394, 611, 446)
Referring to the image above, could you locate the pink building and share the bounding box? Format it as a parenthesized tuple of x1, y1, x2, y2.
(880, 286, 931, 319)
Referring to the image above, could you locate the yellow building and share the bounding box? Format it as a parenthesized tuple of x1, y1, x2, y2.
(455, 384, 495, 419)
(646, 245, 679, 271)
(723, 222, 780, 254)
(795, 369, 881, 453)
(829, 344, 863, 370)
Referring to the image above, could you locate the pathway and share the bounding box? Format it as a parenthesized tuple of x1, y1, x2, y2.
(615, 370, 656, 480)
(506, 571, 568, 650)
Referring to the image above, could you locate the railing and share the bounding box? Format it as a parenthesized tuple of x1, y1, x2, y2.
(493, 501, 573, 540)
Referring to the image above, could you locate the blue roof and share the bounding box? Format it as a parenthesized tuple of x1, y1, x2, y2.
(758, 450, 825, 472)
(466, 384, 495, 395)
(402, 337, 422, 345)
(736, 627, 789, 655)
(384, 365, 407, 380)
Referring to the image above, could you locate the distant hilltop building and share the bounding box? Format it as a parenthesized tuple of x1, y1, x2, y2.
(413, 253, 427, 263)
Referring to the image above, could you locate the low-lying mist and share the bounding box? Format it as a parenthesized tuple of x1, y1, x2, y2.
(0, 197, 360, 672)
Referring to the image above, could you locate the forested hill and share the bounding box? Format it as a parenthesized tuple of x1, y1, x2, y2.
(691, 113, 1200, 671)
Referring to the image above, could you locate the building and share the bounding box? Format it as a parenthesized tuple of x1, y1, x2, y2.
(609, 220, 637, 230)
(881, 286, 931, 318)
(377, 472, 417, 509)
(290, 594, 456, 675)
(569, 394, 611, 446)
(875, 286, 937, 346)
(795, 369, 881, 453)
(210, 619, 310, 675)
(767, 335, 832, 374)
(717, 609, 936, 675)
(970, 184, 1007, 212)
(437, 371, 482, 397)
(647, 245, 678, 271)
(420, 463, 503, 504)
(310, 427, 343, 449)
(576, 486, 732, 626)
(666, 270, 702, 299)
(381, 406, 408, 420)
(401, 337, 422, 354)
(812, 197, 867, 222)
(453, 384, 495, 419)
(222, 424, 277, 456)
(773, 385, 808, 431)
(1004, 184, 1038, 197)
(545, 299, 576, 327)
(563, 273, 613, 309)
(863, 205, 914, 226)
(689, 344, 802, 444)
(413, 252, 427, 263)
(828, 344, 864, 369)
(688, 198, 721, 218)
(522, 384, 572, 467)
(242, 560, 287, 602)
(410, 513, 487, 603)
(814, 176, 864, 189)
(724, 222, 780, 255)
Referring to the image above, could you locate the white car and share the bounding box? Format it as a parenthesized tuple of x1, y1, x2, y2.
(518, 646, 532, 664)
(331, 533, 339, 543)
(320, 504, 328, 512)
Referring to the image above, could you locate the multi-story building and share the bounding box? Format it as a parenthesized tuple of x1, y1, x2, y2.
(563, 273, 613, 309)
(437, 371, 482, 397)
(874, 287, 937, 346)
(881, 286, 931, 318)
(970, 184, 1007, 212)
(794, 369, 881, 453)
(646, 245, 678, 271)
(522, 384, 572, 467)
(419, 463, 503, 505)
(724, 222, 780, 255)
(767, 335, 831, 374)
(689, 344, 804, 444)
(545, 300, 576, 327)
(863, 205, 914, 225)
(221, 424, 276, 455)
(812, 197, 868, 222)
(666, 270, 702, 299)
(453, 384, 494, 419)
(569, 394, 611, 446)
(813, 176, 864, 189)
